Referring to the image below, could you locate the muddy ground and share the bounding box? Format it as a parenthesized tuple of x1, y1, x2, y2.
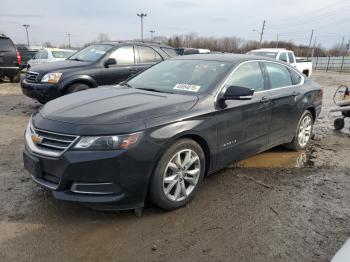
(0, 72, 350, 262)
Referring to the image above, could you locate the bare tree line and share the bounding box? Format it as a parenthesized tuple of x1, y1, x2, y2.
(42, 32, 348, 58)
(151, 33, 347, 57)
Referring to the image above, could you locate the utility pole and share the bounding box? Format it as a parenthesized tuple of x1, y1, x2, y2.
(346, 40, 350, 56)
(66, 33, 71, 48)
(252, 20, 265, 48)
(276, 34, 279, 48)
(149, 30, 155, 40)
(22, 24, 30, 47)
(137, 13, 147, 41)
(307, 29, 314, 59)
(339, 36, 345, 55)
(311, 36, 317, 58)
(259, 20, 266, 47)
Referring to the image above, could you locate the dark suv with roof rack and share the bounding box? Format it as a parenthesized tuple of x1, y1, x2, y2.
(0, 35, 21, 82)
(21, 41, 177, 103)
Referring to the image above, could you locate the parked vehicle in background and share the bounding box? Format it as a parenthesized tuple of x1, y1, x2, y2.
(21, 41, 176, 103)
(176, 48, 211, 55)
(23, 54, 322, 212)
(27, 48, 76, 69)
(0, 35, 21, 82)
(247, 48, 313, 77)
(16, 45, 40, 69)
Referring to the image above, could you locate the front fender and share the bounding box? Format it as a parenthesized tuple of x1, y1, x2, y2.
(58, 74, 98, 92)
(148, 118, 217, 173)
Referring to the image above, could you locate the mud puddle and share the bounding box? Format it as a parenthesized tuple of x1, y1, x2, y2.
(234, 146, 316, 168)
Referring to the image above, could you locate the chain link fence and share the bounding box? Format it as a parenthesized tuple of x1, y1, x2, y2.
(311, 56, 350, 73)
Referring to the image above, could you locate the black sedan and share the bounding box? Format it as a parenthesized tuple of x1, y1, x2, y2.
(23, 54, 322, 212)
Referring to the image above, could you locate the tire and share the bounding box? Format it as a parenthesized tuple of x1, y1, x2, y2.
(149, 139, 206, 210)
(66, 83, 89, 94)
(10, 74, 20, 83)
(334, 118, 345, 130)
(285, 110, 314, 151)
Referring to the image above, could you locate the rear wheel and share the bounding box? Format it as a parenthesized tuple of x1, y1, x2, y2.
(149, 139, 205, 210)
(10, 74, 20, 83)
(334, 118, 345, 130)
(66, 83, 89, 94)
(285, 110, 313, 151)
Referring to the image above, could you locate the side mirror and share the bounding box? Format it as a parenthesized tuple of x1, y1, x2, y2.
(104, 58, 117, 68)
(222, 86, 254, 100)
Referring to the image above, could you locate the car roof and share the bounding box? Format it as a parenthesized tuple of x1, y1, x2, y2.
(171, 53, 277, 63)
(96, 41, 173, 48)
(250, 48, 288, 53)
(43, 48, 75, 51)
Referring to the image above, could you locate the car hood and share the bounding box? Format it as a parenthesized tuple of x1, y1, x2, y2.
(39, 86, 198, 125)
(29, 59, 91, 73)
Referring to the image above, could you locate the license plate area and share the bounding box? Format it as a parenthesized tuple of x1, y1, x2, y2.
(23, 152, 42, 178)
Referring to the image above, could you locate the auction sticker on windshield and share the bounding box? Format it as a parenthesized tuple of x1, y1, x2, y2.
(174, 84, 201, 92)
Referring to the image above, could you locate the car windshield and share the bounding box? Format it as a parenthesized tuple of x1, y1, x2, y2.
(127, 60, 231, 94)
(248, 51, 278, 59)
(68, 44, 113, 62)
(52, 50, 76, 59)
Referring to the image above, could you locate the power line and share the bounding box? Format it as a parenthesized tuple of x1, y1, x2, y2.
(269, 0, 350, 24)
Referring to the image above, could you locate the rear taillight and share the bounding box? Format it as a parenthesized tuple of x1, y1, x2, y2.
(320, 87, 324, 97)
(16, 49, 22, 65)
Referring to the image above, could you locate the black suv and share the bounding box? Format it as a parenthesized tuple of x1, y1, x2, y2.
(0, 35, 21, 83)
(21, 41, 177, 103)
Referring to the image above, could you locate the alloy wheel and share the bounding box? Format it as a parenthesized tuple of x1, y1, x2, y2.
(163, 149, 201, 202)
(298, 115, 312, 147)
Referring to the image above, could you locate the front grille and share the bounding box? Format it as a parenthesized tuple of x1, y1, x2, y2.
(26, 123, 79, 157)
(26, 71, 39, 83)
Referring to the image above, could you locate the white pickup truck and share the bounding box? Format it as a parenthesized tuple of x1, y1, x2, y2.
(247, 48, 313, 77)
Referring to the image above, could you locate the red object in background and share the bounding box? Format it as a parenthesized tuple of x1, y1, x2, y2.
(16, 49, 22, 65)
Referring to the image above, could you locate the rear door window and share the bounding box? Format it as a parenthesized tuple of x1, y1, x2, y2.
(138, 46, 163, 63)
(289, 68, 302, 85)
(265, 62, 293, 89)
(225, 62, 265, 92)
(109, 46, 135, 64)
(287, 52, 295, 63)
(278, 52, 288, 62)
(0, 38, 15, 51)
(34, 51, 43, 59)
(41, 50, 48, 59)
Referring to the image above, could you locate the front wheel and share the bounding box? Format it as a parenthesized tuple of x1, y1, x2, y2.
(149, 139, 205, 210)
(66, 83, 89, 94)
(285, 110, 314, 151)
(10, 74, 20, 83)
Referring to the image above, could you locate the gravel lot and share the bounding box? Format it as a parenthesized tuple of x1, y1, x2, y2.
(0, 72, 350, 262)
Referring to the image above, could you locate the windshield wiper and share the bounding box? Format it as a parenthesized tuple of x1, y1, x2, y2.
(136, 88, 173, 94)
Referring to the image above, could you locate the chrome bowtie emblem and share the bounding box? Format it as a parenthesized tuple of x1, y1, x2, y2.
(31, 134, 43, 145)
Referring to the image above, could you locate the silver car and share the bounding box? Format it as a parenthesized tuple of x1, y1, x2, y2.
(27, 48, 76, 69)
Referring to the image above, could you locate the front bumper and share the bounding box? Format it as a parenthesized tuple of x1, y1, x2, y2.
(21, 79, 61, 103)
(23, 143, 156, 210)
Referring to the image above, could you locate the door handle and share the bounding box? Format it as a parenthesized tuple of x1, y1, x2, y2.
(260, 96, 271, 105)
(292, 91, 301, 97)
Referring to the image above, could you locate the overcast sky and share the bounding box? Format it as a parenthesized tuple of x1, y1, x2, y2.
(0, 0, 349, 48)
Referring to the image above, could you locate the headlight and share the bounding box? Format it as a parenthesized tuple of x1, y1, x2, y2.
(41, 72, 62, 83)
(73, 133, 141, 150)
